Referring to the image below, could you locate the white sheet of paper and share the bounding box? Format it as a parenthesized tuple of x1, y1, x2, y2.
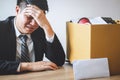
(89, 17, 107, 24)
(73, 58, 110, 80)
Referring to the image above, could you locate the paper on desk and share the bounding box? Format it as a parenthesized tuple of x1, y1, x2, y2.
(73, 58, 110, 80)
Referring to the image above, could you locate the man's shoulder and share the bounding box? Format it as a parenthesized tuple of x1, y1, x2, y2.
(0, 16, 15, 25)
(33, 27, 45, 35)
(31, 27, 46, 40)
(0, 16, 15, 31)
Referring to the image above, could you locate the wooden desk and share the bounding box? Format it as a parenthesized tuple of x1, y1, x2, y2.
(0, 63, 74, 80)
(0, 63, 120, 80)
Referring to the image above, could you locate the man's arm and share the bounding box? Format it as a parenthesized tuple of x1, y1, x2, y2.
(19, 61, 58, 72)
(0, 60, 20, 74)
(0, 60, 59, 74)
(24, 5, 65, 66)
(45, 34, 65, 66)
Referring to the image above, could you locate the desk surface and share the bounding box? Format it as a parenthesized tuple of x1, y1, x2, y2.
(0, 63, 120, 80)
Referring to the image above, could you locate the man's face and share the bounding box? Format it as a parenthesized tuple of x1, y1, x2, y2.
(15, 6, 39, 34)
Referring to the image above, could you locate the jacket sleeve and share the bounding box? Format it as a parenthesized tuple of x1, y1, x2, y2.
(0, 17, 20, 75)
(45, 34, 65, 66)
(0, 60, 20, 75)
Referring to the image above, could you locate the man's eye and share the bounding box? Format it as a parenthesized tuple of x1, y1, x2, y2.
(26, 15, 33, 19)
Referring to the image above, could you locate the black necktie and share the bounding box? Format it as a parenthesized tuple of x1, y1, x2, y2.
(19, 35, 30, 62)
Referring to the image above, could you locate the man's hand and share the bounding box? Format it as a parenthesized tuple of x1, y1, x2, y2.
(23, 5, 54, 38)
(20, 61, 58, 72)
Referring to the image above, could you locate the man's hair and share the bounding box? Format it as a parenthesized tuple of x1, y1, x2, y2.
(17, 0, 49, 11)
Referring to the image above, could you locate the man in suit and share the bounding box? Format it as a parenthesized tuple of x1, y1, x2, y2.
(0, 0, 65, 74)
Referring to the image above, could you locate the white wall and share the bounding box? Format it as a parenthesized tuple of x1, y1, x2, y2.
(0, 0, 120, 55)
(47, 0, 120, 54)
(0, 0, 16, 19)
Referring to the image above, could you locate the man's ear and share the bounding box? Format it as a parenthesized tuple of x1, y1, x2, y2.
(16, 6, 20, 14)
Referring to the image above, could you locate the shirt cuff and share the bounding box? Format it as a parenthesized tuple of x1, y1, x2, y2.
(17, 63, 21, 72)
(46, 34, 55, 43)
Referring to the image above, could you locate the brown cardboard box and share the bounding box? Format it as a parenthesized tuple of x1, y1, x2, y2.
(66, 22, 120, 75)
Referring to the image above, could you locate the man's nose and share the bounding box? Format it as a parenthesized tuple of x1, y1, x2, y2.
(30, 19, 37, 26)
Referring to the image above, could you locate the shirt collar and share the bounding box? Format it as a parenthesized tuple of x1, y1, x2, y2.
(14, 17, 31, 39)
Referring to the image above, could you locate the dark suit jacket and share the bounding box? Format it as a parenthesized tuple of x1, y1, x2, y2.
(0, 16, 65, 74)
